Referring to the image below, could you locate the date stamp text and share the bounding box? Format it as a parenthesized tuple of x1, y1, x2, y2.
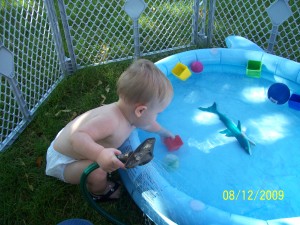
(222, 190, 284, 201)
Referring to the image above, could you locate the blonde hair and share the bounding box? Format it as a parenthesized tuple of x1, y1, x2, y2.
(117, 59, 173, 104)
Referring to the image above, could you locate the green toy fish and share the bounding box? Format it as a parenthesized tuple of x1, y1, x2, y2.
(198, 102, 255, 155)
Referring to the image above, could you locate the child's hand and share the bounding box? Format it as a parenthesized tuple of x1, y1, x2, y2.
(96, 148, 125, 172)
(158, 128, 175, 139)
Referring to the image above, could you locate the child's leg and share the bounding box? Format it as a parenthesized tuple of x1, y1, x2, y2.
(63, 160, 121, 199)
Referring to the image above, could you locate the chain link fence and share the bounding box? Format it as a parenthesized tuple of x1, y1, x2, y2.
(0, 0, 299, 151)
(58, 0, 200, 70)
(138, 0, 196, 55)
(0, 0, 63, 151)
(209, 0, 299, 61)
(58, 0, 134, 69)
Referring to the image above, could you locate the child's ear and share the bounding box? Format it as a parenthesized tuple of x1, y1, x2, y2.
(135, 105, 147, 117)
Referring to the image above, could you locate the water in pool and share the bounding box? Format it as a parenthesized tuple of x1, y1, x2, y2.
(138, 71, 300, 220)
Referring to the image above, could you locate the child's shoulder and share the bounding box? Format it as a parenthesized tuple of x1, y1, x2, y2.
(71, 104, 119, 132)
(89, 103, 119, 119)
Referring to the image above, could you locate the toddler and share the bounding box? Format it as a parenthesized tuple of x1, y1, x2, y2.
(46, 59, 174, 201)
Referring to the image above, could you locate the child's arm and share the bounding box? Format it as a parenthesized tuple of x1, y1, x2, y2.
(148, 122, 184, 151)
(69, 116, 125, 172)
(70, 131, 124, 172)
(144, 121, 175, 139)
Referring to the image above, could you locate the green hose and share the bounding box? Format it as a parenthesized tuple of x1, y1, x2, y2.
(80, 162, 128, 225)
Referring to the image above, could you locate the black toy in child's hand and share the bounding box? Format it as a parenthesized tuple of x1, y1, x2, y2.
(117, 138, 155, 168)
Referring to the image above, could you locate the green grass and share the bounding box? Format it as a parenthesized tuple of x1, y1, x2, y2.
(0, 58, 165, 225)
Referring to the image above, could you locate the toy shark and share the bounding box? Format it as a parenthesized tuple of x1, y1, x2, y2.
(198, 102, 255, 154)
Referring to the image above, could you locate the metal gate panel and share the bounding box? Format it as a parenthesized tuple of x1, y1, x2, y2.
(58, 0, 200, 69)
(139, 0, 196, 56)
(59, 0, 134, 68)
(210, 0, 299, 62)
(0, 0, 63, 151)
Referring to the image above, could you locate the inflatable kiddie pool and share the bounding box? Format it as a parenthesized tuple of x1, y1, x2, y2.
(119, 37, 300, 225)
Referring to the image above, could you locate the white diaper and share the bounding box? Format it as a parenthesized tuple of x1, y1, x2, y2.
(45, 141, 77, 182)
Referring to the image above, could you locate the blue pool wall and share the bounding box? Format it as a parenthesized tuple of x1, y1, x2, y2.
(155, 48, 300, 93)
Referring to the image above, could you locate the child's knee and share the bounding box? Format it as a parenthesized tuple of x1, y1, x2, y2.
(87, 168, 107, 184)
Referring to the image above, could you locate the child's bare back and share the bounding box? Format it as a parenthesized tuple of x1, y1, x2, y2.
(53, 103, 134, 160)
